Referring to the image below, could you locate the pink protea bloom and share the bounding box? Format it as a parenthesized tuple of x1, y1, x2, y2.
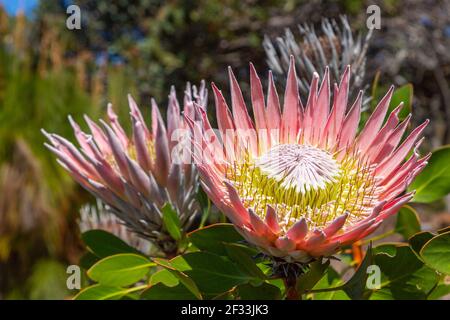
(187, 58, 429, 263)
(43, 83, 207, 255)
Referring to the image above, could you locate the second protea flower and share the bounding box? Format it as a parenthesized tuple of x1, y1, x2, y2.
(187, 58, 429, 263)
(264, 16, 372, 107)
(43, 82, 207, 256)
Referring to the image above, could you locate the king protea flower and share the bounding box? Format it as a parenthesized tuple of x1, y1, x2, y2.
(43, 82, 207, 256)
(186, 58, 429, 263)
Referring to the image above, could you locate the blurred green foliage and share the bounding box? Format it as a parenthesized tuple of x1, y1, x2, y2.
(0, 0, 303, 299)
(7, 259, 71, 300)
(0, 8, 100, 298)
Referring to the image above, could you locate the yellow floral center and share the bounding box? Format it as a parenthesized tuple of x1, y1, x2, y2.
(225, 143, 379, 231)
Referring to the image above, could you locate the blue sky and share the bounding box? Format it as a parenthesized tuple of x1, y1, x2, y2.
(0, 0, 39, 15)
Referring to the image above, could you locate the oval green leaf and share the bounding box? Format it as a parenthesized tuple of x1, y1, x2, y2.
(187, 223, 244, 255)
(79, 251, 100, 270)
(141, 283, 197, 300)
(149, 269, 179, 287)
(170, 252, 251, 296)
(395, 205, 421, 239)
(427, 283, 450, 300)
(74, 284, 128, 300)
(409, 145, 450, 203)
(162, 203, 182, 240)
(388, 84, 413, 120)
(409, 231, 434, 258)
(152, 257, 203, 300)
(237, 282, 282, 300)
(224, 243, 266, 280)
(82, 229, 141, 258)
(371, 244, 439, 299)
(420, 231, 450, 274)
(88, 253, 154, 287)
(312, 267, 349, 300)
(296, 259, 331, 296)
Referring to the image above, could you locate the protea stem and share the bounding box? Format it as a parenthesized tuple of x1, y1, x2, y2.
(157, 239, 179, 259)
(284, 276, 301, 300)
(270, 258, 306, 300)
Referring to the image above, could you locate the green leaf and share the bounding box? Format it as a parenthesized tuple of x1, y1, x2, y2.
(87, 254, 154, 287)
(237, 282, 282, 300)
(312, 267, 349, 300)
(409, 145, 450, 203)
(149, 269, 179, 287)
(427, 283, 450, 300)
(161, 203, 182, 241)
(373, 242, 399, 256)
(122, 292, 140, 300)
(187, 223, 244, 255)
(395, 206, 421, 239)
(438, 226, 450, 234)
(342, 243, 373, 300)
(141, 283, 197, 300)
(153, 257, 203, 300)
(74, 284, 128, 300)
(266, 278, 285, 293)
(163, 270, 202, 300)
(197, 187, 211, 228)
(224, 243, 266, 280)
(81, 230, 141, 258)
(79, 251, 100, 270)
(420, 231, 450, 274)
(370, 244, 439, 299)
(388, 84, 413, 120)
(409, 231, 434, 258)
(296, 259, 330, 295)
(169, 252, 251, 296)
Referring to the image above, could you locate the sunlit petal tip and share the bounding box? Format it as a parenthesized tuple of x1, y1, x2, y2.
(248, 208, 269, 236)
(265, 205, 281, 234)
(305, 229, 326, 247)
(287, 218, 308, 243)
(275, 236, 296, 251)
(323, 212, 348, 237)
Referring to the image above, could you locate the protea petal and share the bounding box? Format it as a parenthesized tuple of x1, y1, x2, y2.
(357, 86, 394, 152)
(212, 83, 235, 134)
(106, 103, 129, 148)
(282, 57, 302, 143)
(337, 90, 362, 152)
(265, 205, 281, 235)
(266, 71, 282, 141)
(286, 218, 308, 243)
(311, 69, 329, 142)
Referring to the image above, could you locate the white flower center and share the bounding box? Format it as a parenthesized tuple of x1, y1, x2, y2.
(255, 144, 340, 194)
